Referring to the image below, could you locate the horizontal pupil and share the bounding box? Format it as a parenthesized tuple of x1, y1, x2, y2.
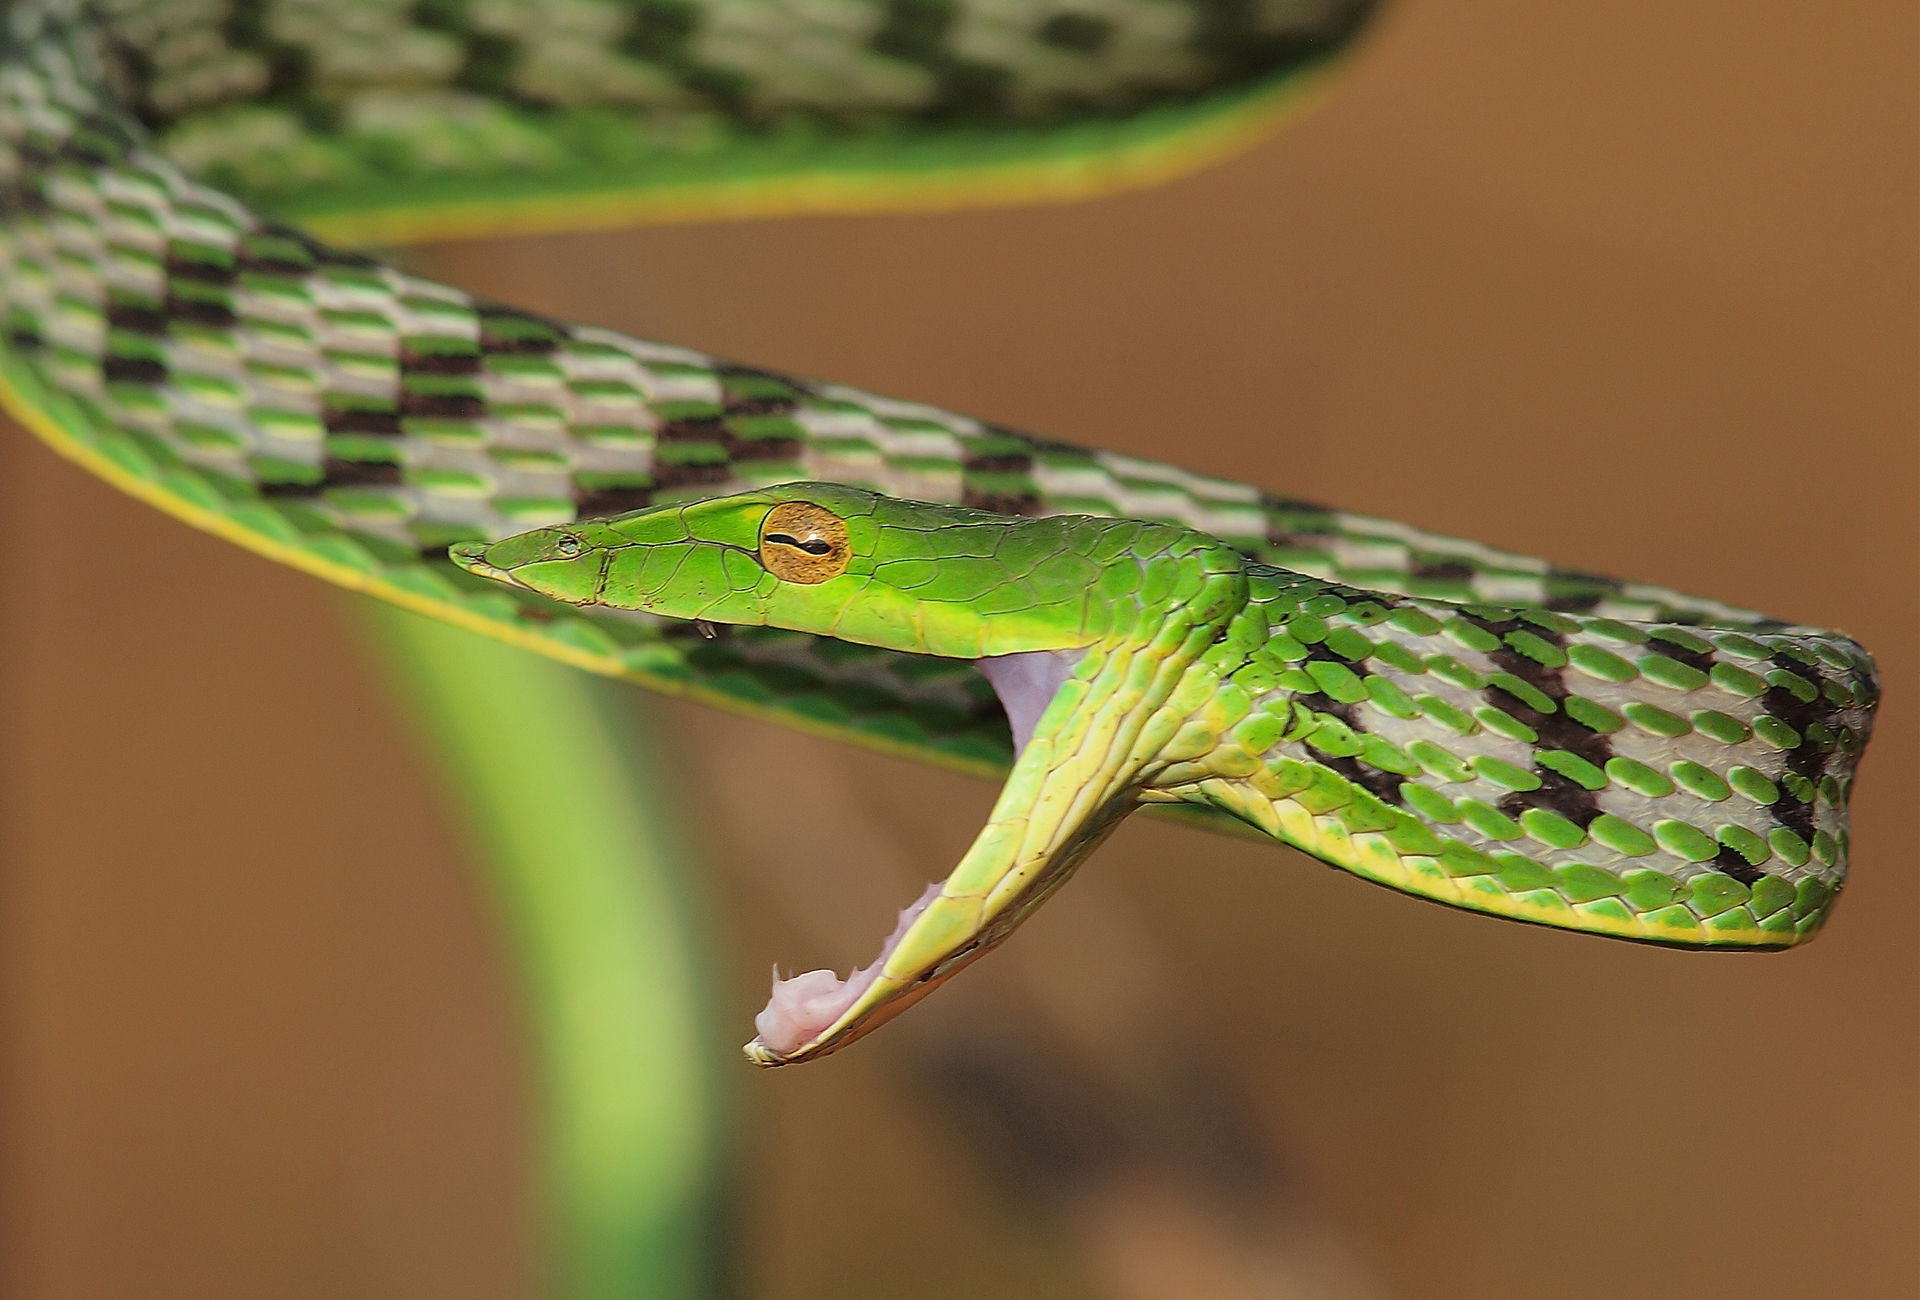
(766, 532, 832, 556)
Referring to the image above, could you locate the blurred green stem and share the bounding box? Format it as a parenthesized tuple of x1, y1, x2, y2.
(360, 599, 723, 1300)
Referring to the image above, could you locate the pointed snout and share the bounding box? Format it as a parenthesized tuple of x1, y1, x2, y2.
(448, 540, 517, 585)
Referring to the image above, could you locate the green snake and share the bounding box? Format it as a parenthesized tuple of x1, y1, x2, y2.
(0, 0, 1879, 1069)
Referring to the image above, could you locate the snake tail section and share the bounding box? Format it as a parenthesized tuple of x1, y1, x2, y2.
(0, 0, 1881, 1060)
(39, 0, 1380, 243)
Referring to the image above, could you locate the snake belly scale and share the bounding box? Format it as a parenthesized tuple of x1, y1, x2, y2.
(0, 0, 1879, 1065)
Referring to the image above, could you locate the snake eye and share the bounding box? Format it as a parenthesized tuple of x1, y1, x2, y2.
(758, 502, 851, 584)
(554, 534, 583, 557)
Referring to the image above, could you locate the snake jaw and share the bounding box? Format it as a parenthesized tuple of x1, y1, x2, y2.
(740, 867, 1071, 1066)
(744, 882, 949, 1066)
(742, 641, 1175, 1065)
(743, 649, 1092, 1065)
(742, 790, 1134, 1065)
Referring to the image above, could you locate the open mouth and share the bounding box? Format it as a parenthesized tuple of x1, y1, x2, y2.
(742, 647, 1086, 1065)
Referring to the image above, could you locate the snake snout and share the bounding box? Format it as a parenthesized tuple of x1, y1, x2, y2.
(448, 541, 514, 583)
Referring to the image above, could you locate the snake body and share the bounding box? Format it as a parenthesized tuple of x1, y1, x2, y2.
(0, 0, 1879, 1065)
(456, 483, 1878, 1062)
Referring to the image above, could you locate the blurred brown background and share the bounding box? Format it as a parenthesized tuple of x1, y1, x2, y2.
(2, 1, 1914, 1296)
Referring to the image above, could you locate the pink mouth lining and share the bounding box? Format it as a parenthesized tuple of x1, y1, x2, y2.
(752, 881, 944, 1056)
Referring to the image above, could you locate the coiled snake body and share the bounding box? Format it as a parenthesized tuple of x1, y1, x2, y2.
(0, 0, 1879, 1065)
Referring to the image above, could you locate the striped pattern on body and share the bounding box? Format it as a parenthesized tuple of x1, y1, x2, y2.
(62, 0, 1378, 239)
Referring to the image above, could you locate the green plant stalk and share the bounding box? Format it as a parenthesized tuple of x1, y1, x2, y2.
(361, 598, 722, 1300)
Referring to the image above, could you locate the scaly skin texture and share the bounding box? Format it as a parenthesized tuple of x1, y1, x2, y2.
(0, 2, 1879, 1064)
(456, 484, 1878, 1063)
(36, 0, 1378, 241)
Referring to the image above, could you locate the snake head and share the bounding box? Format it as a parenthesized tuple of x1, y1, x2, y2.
(458, 483, 1111, 658)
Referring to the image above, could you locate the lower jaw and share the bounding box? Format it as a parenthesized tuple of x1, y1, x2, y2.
(744, 958, 972, 1066)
